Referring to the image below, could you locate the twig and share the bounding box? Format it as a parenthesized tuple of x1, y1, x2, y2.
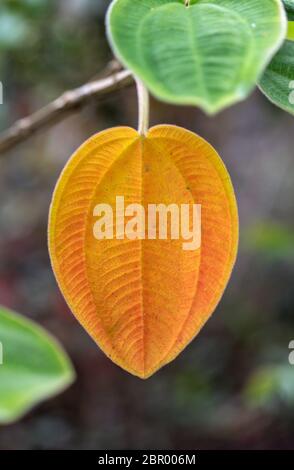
(0, 67, 133, 155)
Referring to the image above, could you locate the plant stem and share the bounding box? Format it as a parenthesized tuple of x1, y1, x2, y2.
(136, 77, 149, 136)
(0, 67, 133, 155)
(185, 0, 190, 7)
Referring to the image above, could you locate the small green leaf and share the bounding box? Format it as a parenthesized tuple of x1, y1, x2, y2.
(0, 306, 75, 424)
(107, 0, 286, 114)
(259, 40, 294, 115)
(283, 0, 294, 20)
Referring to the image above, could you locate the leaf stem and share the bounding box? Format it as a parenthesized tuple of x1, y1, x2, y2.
(135, 77, 149, 136)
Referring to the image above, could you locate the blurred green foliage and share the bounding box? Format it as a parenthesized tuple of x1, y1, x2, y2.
(0, 0, 109, 94)
(0, 1, 52, 49)
(246, 223, 294, 261)
(245, 365, 294, 409)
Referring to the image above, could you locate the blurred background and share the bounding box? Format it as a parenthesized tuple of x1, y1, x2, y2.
(0, 0, 294, 450)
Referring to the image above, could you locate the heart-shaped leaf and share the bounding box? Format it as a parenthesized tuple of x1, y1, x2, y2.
(0, 306, 74, 424)
(107, 0, 286, 114)
(259, 40, 294, 115)
(49, 125, 238, 378)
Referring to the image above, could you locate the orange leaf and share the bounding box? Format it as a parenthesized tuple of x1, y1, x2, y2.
(48, 125, 238, 378)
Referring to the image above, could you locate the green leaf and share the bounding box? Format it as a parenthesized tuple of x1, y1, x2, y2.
(259, 40, 294, 115)
(283, 0, 294, 20)
(287, 21, 294, 39)
(0, 306, 75, 424)
(107, 0, 286, 114)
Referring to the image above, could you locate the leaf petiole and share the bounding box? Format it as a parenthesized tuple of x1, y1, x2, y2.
(135, 77, 150, 136)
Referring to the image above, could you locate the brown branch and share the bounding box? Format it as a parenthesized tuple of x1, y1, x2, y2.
(0, 68, 133, 155)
